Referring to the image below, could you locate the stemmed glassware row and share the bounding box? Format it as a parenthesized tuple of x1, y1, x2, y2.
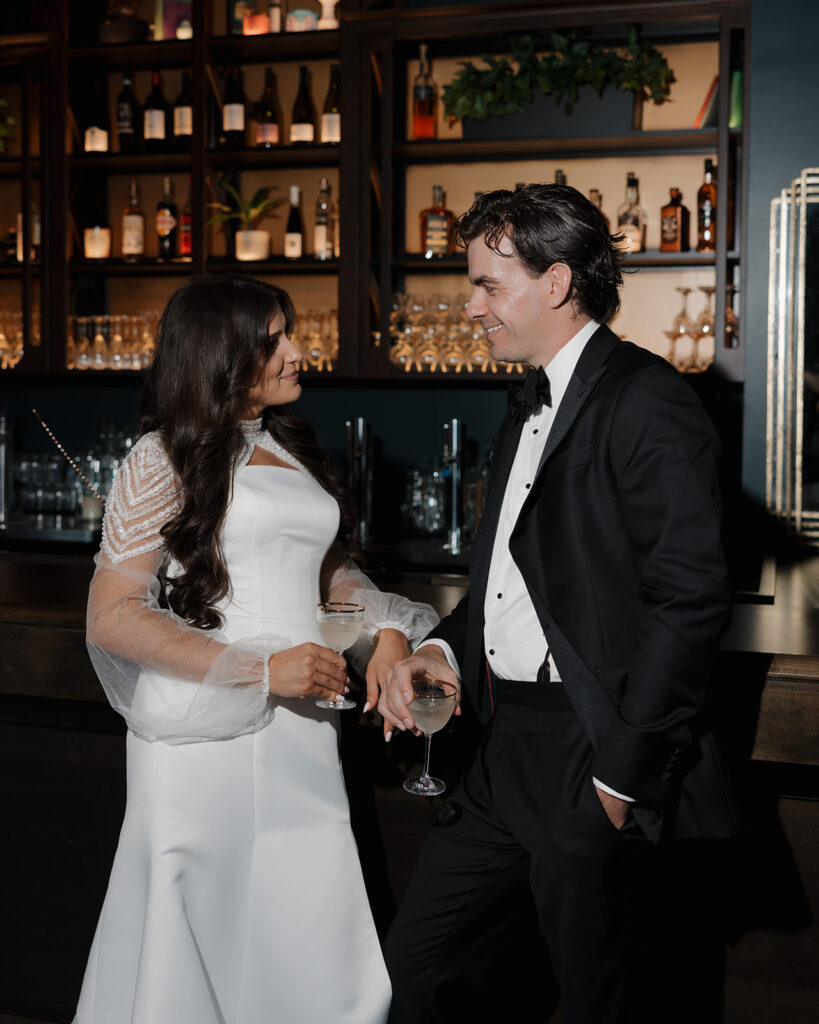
(664, 284, 738, 373)
(387, 292, 526, 375)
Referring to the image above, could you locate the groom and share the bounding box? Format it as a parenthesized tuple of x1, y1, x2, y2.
(378, 184, 738, 1023)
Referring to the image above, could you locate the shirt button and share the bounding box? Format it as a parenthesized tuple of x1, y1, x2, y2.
(497, 592, 502, 599)
(525, 483, 531, 489)
(488, 648, 495, 655)
(533, 429, 539, 434)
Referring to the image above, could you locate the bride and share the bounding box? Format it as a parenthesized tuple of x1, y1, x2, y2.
(74, 275, 438, 1024)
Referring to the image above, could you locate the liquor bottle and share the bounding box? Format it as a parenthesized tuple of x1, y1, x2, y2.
(616, 172, 646, 253)
(222, 66, 246, 149)
(697, 159, 717, 252)
(290, 66, 316, 145)
(267, 0, 282, 32)
(255, 67, 281, 148)
(320, 64, 341, 145)
(156, 176, 178, 259)
(588, 189, 610, 232)
(412, 43, 437, 139)
(332, 196, 340, 258)
(419, 185, 454, 259)
(84, 76, 109, 152)
(313, 178, 333, 260)
(284, 185, 304, 259)
(16, 202, 41, 262)
(116, 74, 139, 154)
(143, 72, 170, 153)
(660, 188, 690, 253)
(173, 70, 194, 152)
(122, 180, 145, 262)
(180, 178, 193, 260)
(554, 169, 567, 186)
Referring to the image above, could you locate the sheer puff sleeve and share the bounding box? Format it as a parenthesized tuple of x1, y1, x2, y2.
(87, 433, 289, 744)
(320, 544, 439, 677)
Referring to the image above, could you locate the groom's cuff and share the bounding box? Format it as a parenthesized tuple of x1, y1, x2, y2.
(593, 778, 635, 803)
(413, 639, 462, 681)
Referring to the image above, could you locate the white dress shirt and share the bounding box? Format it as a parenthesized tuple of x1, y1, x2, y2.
(422, 319, 633, 803)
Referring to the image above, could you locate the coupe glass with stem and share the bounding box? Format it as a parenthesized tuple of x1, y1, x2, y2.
(665, 286, 694, 369)
(685, 284, 716, 372)
(315, 601, 365, 710)
(403, 676, 458, 796)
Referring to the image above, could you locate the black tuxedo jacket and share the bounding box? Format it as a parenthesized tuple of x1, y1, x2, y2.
(428, 325, 738, 843)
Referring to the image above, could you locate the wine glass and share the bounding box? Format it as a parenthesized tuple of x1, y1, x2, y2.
(315, 601, 364, 710)
(403, 678, 458, 796)
(684, 285, 716, 372)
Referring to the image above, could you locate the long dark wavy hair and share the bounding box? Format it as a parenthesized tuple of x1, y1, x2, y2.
(141, 275, 357, 630)
(454, 183, 624, 323)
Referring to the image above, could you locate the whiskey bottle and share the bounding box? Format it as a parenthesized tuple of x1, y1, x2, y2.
(180, 178, 192, 260)
(412, 44, 437, 139)
(697, 159, 717, 252)
(554, 169, 568, 186)
(173, 71, 194, 152)
(122, 180, 145, 262)
(267, 1, 282, 32)
(222, 66, 246, 150)
(332, 196, 340, 258)
(156, 176, 178, 260)
(84, 76, 109, 152)
(660, 188, 690, 252)
(290, 66, 316, 145)
(255, 67, 281, 148)
(143, 72, 170, 153)
(588, 189, 610, 232)
(284, 185, 304, 259)
(320, 64, 341, 145)
(420, 185, 454, 259)
(616, 172, 646, 253)
(313, 177, 333, 260)
(116, 74, 139, 154)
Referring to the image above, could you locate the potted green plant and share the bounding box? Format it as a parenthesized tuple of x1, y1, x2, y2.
(442, 28, 675, 140)
(208, 182, 286, 261)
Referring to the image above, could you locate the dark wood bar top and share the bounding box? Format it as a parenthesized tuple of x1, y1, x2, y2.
(1, 548, 817, 765)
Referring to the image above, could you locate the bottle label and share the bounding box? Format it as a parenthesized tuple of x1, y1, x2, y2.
(144, 109, 166, 140)
(617, 222, 642, 252)
(156, 210, 178, 236)
(290, 122, 314, 143)
(181, 218, 192, 257)
(174, 106, 193, 136)
(424, 213, 449, 256)
(268, 6, 281, 31)
(320, 112, 340, 144)
(256, 123, 280, 145)
(661, 213, 679, 244)
(284, 232, 303, 258)
(313, 225, 328, 257)
(223, 103, 245, 132)
(122, 214, 145, 255)
(116, 104, 134, 134)
(84, 127, 109, 152)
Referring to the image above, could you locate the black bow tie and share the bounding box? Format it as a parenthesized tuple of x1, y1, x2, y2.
(508, 366, 552, 423)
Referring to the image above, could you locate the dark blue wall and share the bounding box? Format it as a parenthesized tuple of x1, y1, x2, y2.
(743, 0, 819, 502)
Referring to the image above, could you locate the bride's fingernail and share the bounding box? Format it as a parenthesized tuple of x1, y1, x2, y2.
(344, 685, 350, 694)
(362, 701, 371, 713)
(384, 731, 393, 742)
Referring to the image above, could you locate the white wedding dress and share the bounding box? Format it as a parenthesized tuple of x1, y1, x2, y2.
(74, 420, 436, 1024)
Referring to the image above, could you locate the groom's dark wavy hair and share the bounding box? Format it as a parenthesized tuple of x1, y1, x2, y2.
(141, 275, 357, 630)
(454, 183, 624, 324)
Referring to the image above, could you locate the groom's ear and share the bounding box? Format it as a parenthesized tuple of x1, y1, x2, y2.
(543, 262, 573, 308)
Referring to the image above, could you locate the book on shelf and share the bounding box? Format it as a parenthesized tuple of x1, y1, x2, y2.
(694, 75, 719, 129)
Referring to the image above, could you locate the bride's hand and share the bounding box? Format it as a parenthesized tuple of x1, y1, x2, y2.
(364, 628, 411, 714)
(268, 644, 348, 702)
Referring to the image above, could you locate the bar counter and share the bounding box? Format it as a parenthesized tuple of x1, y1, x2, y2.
(0, 548, 817, 1023)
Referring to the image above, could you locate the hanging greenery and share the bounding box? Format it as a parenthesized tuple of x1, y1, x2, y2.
(442, 28, 675, 123)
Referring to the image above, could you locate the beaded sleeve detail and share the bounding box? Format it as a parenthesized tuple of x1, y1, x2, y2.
(101, 432, 181, 563)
